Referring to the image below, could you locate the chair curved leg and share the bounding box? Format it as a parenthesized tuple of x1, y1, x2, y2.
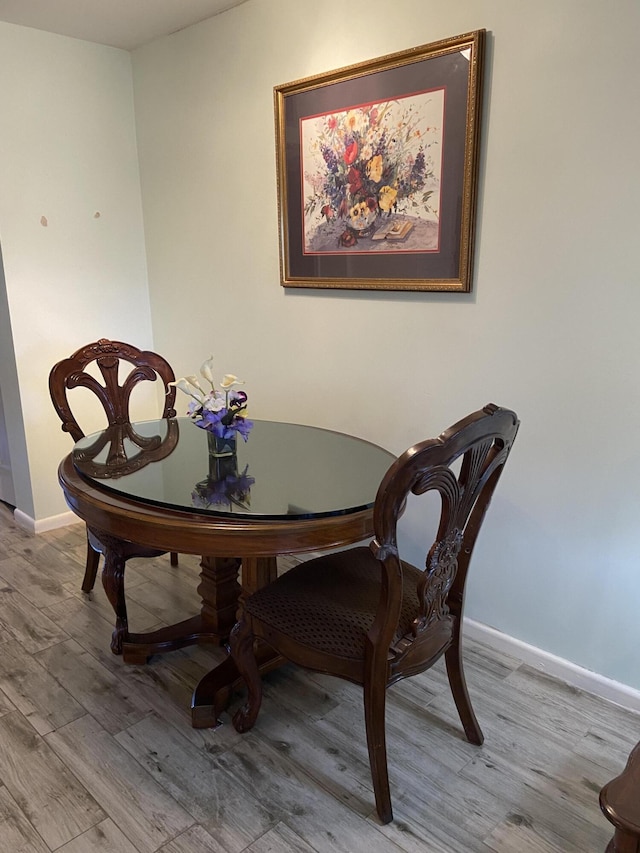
(170, 552, 178, 567)
(363, 678, 393, 824)
(229, 618, 262, 733)
(81, 531, 101, 593)
(445, 622, 483, 745)
(100, 542, 129, 656)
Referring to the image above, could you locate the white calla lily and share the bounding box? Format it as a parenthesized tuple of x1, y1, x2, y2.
(200, 356, 216, 389)
(183, 374, 204, 391)
(169, 377, 206, 403)
(220, 374, 245, 390)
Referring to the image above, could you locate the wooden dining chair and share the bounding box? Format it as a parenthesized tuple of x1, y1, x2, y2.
(229, 404, 520, 824)
(49, 338, 179, 593)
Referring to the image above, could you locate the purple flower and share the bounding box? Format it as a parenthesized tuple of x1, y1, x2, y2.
(230, 390, 247, 405)
(234, 418, 254, 440)
(195, 409, 253, 441)
(195, 409, 226, 437)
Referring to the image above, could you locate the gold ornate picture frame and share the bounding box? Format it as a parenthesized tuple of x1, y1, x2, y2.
(274, 30, 485, 292)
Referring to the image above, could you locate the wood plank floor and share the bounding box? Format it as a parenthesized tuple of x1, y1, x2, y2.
(0, 500, 637, 852)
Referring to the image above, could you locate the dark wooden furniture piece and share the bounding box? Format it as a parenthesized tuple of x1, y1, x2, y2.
(57, 417, 395, 727)
(228, 404, 519, 824)
(49, 338, 179, 593)
(600, 741, 640, 852)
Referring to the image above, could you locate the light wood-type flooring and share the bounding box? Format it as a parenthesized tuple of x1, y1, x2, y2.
(0, 500, 637, 852)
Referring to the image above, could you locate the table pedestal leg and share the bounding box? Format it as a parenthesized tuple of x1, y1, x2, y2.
(191, 643, 285, 728)
(239, 555, 278, 599)
(121, 556, 242, 664)
(199, 555, 242, 634)
(190, 555, 280, 727)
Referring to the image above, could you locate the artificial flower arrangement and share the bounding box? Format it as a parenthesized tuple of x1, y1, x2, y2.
(169, 356, 253, 443)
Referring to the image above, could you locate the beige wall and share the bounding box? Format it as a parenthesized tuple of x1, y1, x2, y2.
(132, 0, 640, 688)
(0, 23, 155, 519)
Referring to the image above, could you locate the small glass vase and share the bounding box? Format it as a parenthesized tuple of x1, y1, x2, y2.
(207, 430, 236, 458)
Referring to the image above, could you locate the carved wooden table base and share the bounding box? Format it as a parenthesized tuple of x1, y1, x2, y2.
(191, 642, 285, 728)
(59, 451, 378, 728)
(119, 556, 274, 667)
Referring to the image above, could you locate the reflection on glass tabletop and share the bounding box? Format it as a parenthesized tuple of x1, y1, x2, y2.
(72, 418, 395, 521)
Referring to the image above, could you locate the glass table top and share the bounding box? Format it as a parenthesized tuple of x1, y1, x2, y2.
(72, 418, 395, 521)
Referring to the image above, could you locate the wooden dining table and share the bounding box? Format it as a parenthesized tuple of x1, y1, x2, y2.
(58, 417, 395, 727)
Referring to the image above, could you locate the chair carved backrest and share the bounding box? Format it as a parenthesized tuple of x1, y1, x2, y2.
(49, 338, 177, 442)
(369, 404, 520, 676)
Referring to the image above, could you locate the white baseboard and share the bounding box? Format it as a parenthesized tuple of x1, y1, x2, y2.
(13, 508, 82, 535)
(465, 617, 640, 714)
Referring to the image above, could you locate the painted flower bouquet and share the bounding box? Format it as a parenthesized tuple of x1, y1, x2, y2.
(302, 93, 442, 248)
(170, 357, 253, 451)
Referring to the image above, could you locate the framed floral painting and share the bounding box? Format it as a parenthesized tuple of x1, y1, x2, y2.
(274, 30, 485, 292)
